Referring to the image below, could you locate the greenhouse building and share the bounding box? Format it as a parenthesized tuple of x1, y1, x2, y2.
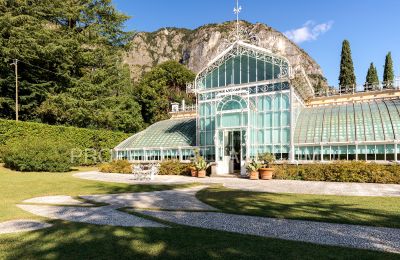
(114, 39, 400, 175)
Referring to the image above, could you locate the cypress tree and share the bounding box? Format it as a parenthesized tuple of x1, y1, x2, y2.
(365, 62, 379, 91)
(339, 40, 356, 93)
(383, 52, 394, 87)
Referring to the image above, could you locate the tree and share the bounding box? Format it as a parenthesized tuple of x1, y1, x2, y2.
(338, 40, 356, 93)
(136, 61, 195, 124)
(0, 0, 140, 132)
(365, 62, 379, 91)
(383, 52, 394, 87)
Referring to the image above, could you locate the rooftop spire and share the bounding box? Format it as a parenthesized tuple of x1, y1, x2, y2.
(233, 0, 242, 41)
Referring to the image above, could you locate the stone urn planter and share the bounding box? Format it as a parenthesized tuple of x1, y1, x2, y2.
(197, 170, 206, 178)
(259, 168, 274, 180)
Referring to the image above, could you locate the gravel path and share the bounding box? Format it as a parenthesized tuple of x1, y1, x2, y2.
(17, 204, 166, 227)
(80, 185, 216, 211)
(134, 209, 400, 254)
(23, 195, 93, 206)
(0, 220, 52, 234)
(74, 171, 400, 197)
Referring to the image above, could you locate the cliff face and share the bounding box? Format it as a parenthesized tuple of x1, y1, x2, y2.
(124, 21, 327, 89)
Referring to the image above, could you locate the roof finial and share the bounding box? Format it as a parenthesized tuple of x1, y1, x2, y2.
(233, 0, 242, 41)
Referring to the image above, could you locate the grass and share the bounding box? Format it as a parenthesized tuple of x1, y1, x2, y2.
(0, 221, 398, 259)
(0, 165, 399, 258)
(197, 186, 400, 228)
(0, 165, 194, 222)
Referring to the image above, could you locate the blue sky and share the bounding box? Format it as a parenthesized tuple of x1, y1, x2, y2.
(113, 0, 399, 87)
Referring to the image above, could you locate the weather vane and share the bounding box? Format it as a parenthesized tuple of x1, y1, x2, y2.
(233, 0, 242, 41)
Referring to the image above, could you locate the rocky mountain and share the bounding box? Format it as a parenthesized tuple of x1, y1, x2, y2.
(123, 21, 327, 91)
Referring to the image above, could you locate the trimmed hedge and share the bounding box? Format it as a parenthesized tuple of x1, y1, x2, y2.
(0, 119, 130, 166)
(159, 160, 190, 175)
(274, 161, 400, 184)
(99, 160, 132, 174)
(2, 137, 73, 172)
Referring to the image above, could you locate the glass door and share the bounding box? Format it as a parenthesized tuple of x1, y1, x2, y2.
(224, 130, 241, 173)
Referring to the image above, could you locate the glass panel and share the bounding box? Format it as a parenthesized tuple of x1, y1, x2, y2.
(206, 73, 212, 89)
(362, 103, 374, 141)
(265, 96, 272, 111)
(222, 100, 241, 111)
(241, 55, 248, 84)
(347, 104, 356, 142)
(282, 111, 290, 126)
(226, 58, 233, 86)
(222, 113, 241, 128)
(273, 64, 280, 79)
(249, 56, 257, 82)
(218, 63, 225, 87)
(234, 56, 241, 84)
(348, 145, 356, 160)
(377, 101, 394, 140)
(212, 69, 218, 88)
(354, 103, 364, 141)
(257, 60, 265, 81)
(369, 102, 384, 141)
(321, 107, 331, 142)
(282, 95, 290, 110)
(266, 62, 273, 80)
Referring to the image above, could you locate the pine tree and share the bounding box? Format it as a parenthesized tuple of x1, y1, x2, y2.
(365, 63, 379, 91)
(383, 52, 394, 87)
(339, 40, 356, 93)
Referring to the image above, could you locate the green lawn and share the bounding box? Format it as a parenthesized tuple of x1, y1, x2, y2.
(197, 186, 400, 228)
(0, 165, 399, 259)
(0, 165, 193, 222)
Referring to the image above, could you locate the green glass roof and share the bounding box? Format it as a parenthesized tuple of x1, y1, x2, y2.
(294, 99, 400, 144)
(115, 118, 196, 150)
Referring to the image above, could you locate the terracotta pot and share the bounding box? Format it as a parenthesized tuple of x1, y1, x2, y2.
(249, 171, 259, 180)
(189, 167, 197, 177)
(259, 168, 274, 180)
(197, 170, 206, 178)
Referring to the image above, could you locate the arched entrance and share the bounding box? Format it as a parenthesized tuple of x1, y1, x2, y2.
(215, 95, 249, 175)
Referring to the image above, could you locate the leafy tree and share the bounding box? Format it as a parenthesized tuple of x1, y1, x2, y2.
(365, 62, 379, 91)
(136, 61, 195, 124)
(383, 52, 394, 85)
(0, 0, 143, 132)
(338, 40, 356, 93)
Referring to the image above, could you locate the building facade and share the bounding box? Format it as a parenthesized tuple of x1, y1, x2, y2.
(114, 40, 400, 175)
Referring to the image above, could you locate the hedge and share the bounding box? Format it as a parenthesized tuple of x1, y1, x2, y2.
(274, 161, 400, 184)
(99, 160, 132, 174)
(0, 119, 130, 166)
(159, 160, 190, 175)
(3, 137, 73, 172)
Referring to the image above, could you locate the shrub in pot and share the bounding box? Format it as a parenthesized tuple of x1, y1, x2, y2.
(246, 159, 262, 180)
(188, 163, 197, 177)
(195, 156, 208, 178)
(259, 153, 276, 180)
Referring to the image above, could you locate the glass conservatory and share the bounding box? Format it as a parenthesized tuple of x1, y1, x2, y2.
(114, 39, 400, 175)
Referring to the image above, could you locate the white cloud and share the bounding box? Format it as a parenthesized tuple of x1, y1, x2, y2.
(284, 20, 333, 44)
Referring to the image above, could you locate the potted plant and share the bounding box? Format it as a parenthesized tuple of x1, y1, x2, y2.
(195, 156, 208, 178)
(246, 159, 261, 180)
(259, 153, 276, 180)
(188, 163, 197, 177)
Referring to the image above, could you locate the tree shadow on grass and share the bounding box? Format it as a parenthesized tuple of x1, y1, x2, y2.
(80, 182, 195, 195)
(0, 220, 398, 259)
(197, 187, 400, 229)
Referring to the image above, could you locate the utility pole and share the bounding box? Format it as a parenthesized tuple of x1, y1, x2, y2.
(10, 59, 18, 122)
